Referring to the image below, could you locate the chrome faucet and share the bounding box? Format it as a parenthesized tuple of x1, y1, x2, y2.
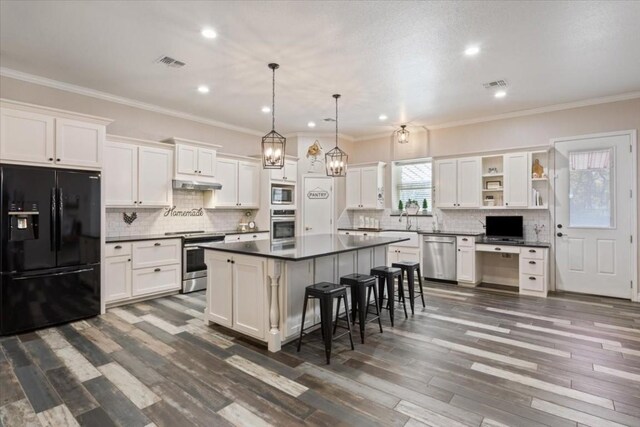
(399, 211, 412, 230)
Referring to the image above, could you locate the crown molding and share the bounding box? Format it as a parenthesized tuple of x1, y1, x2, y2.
(427, 91, 640, 131)
(353, 91, 640, 142)
(0, 67, 264, 137)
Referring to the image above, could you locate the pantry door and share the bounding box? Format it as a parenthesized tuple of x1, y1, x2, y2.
(554, 131, 636, 298)
(302, 176, 334, 235)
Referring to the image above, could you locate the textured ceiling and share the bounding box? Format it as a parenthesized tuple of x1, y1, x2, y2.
(1, 1, 639, 137)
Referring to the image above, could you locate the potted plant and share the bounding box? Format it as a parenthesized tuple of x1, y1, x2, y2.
(422, 198, 428, 212)
(398, 200, 404, 211)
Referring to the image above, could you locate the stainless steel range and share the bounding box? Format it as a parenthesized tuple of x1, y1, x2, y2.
(165, 231, 225, 293)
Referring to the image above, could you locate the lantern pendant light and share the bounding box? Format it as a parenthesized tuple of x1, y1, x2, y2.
(396, 124, 410, 144)
(261, 63, 286, 169)
(325, 94, 348, 177)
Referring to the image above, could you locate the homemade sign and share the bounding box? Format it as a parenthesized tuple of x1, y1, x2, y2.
(164, 207, 204, 217)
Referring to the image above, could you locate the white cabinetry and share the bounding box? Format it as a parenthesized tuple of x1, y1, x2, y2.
(204, 155, 260, 209)
(164, 137, 222, 182)
(55, 119, 104, 169)
(104, 255, 132, 303)
(387, 246, 421, 265)
(519, 247, 548, 296)
(176, 144, 217, 178)
(105, 137, 173, 208)
(0, 101, 110, 169)
(435, 157, 481, 208)
(456, 236, 480, 284)
(206, 251, 266, 340)
(346, 162, 385, 209)
(104, 239, 181, 305)
(503, 152, 529, 207)
(270, 159, 297, 183)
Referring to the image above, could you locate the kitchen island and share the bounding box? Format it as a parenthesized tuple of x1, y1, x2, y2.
(199, 234, 409, 352)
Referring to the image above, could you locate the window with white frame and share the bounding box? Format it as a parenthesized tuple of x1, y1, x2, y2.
(392, 159, 432, 212)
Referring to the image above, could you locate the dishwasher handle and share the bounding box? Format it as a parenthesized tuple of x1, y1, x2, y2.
(423, 239, 455, 244)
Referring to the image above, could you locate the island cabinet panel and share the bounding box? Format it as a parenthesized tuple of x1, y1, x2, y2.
(206, 252, 233, 328)
(283, 259, 315, 340)
(232, 255, 267, 339)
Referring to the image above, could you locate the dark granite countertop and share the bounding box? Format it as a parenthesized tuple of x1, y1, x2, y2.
(199, 234, 409, 261)
(106, 229, 269, 243)
(337, 227, 484, 237)
(476, 238, 550, 248)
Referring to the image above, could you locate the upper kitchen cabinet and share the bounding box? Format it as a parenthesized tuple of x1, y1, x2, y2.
(55, 118, 105, 169)
(346, 162, 385, 209)
(0, 100, 111, 170)
(503, 152, 529, 207)
(164, 137, 221, 181)
(105, 135, 173, 208)
(204, 154, 260, 209)
(435, 157, 481, 208)
(270, 158, 298, 183)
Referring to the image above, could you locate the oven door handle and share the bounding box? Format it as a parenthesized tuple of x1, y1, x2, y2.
(184, 243, 206, 248)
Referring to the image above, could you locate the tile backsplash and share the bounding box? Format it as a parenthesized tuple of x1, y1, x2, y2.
(106, 190, 260, 237)
(338, 208, 551, 242)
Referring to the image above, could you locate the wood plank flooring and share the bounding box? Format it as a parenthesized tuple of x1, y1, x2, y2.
(1, 282, 639, 426)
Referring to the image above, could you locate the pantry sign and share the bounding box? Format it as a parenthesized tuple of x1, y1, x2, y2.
(307, 187, 329, 199)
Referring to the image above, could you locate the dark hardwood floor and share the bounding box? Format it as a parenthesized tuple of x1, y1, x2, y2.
(1, 282, 639, 426)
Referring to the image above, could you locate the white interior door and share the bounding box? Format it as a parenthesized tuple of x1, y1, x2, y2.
(302, 176, 333, 235)
(554, 132, 635, 298)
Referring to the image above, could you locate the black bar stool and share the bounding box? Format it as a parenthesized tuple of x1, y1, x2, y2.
(391, 261, 425, 314)
(370, 266, 407, 326)
(297, 282, 354, 364)
(339, 274, 383, 343)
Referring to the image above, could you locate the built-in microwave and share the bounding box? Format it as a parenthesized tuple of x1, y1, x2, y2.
(271, 184, 295, 206)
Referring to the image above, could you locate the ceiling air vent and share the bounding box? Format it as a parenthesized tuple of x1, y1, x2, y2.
(483, 79, 508, 89)
(155, 56, 186, 68)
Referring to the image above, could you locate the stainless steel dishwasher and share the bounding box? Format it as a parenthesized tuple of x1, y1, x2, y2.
(422, 236, 457, 282)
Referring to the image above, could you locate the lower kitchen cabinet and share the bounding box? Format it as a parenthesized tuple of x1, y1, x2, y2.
(456, 236, 480, 284)
(206, 251, 266, 340)
(104, 255, 132, 303)
(104, 238, 181, 305)
(387, 245, 420, 265)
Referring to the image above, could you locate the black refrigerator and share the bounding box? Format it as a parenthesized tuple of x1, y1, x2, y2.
(1, 164, 101, 335)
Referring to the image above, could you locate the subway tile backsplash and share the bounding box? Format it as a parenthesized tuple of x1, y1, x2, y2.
(338, 208, 551, 242)
(106, 190, 258, 237)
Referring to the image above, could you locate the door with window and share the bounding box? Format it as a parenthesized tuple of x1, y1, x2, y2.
(554, 131, 635, 298)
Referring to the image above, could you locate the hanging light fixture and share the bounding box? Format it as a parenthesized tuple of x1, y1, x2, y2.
(396, 124, 410, 144)
(325, 94, 348, 177)
(261, 63, 285, 169)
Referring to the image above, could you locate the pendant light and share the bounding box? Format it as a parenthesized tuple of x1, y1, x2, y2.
(396, 124, 410, 144)
(261, 63, 286, 169)
(325, 94, 348, 177)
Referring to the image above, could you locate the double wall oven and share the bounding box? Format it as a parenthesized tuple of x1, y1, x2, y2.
(271, 209, 296, 243)
(166, 231, 225, 293)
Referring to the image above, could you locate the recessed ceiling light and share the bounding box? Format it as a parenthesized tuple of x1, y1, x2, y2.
(464, 46, 480, 56)
(307, 121, 316, 128)
(201, 28, 217, 39)
(261, 106, 271, 113)
(494, 90, 507, 98)
(197, 85, 210, 94)
(378, 114, 388, 121)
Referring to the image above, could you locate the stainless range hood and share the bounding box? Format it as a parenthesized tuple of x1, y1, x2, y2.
(172, 180, 222, 191)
